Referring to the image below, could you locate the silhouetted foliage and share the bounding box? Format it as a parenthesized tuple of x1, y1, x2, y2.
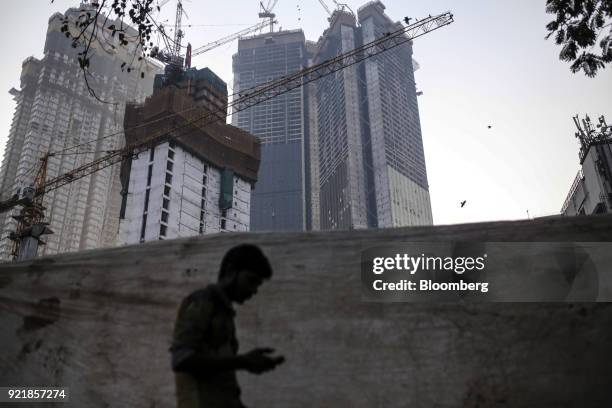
(545, 0, 612, 77)
(50, 0, 172, 102)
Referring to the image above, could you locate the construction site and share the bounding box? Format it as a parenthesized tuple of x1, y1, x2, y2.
(0, 0, 456, 261)
(0, 0, 611, 406)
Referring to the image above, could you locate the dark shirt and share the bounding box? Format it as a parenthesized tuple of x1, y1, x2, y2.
(171, 285, 244, 408)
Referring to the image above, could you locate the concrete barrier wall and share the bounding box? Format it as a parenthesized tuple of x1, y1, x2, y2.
(1, 215, 612, 407)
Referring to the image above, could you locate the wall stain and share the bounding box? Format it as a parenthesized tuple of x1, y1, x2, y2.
(19, 297, 61, 333)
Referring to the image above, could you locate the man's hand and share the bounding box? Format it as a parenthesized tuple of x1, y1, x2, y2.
(241, 347, 285, 374)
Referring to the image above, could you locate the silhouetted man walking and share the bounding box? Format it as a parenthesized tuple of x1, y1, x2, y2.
(170, 244, 284, 408)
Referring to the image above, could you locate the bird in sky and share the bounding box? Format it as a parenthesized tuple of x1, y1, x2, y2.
(460, 200, 467, 208)
(404, 17, 412, 24)
(487, 125, 492, 129)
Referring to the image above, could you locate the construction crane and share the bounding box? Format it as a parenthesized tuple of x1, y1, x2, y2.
(259, 0, 279, 33)
(150, 0, 188, 76)
(189, 19, 276, 61)
(317, 0, 355, 19)
(317, 0, 333, 16)
(0, 12, 454, 260)
(186, 0, 279, 66)
(332, 0, 355, 16)
(4, 155, 53, 261)
(152, 0, 279, 69)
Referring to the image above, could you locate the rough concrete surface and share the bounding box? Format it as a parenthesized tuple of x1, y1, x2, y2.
(1, 214, 612, 407)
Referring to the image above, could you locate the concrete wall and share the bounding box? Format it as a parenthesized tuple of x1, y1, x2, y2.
(1, 214, 612, 407)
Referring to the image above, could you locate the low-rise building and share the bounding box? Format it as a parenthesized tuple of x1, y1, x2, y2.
(562, 115, 612, 216)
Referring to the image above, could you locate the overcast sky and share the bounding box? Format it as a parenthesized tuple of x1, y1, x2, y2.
(0, 1, 610, 226)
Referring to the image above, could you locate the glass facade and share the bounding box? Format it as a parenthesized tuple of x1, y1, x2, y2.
(232, 30, 307, 231)
(313, 3, 433, 230)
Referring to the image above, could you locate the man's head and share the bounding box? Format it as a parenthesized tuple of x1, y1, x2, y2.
(218, 244, 272, 304)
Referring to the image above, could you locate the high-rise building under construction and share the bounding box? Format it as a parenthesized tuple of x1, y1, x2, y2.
(0, 4, 161, 259)
(310, 1, 433, 230)
(232, 2, 433, 232)
(119, 68, 261, 244)
(232, 30, 308, 232)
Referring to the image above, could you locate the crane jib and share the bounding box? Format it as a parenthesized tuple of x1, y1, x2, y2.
(0, 12, 454, 215)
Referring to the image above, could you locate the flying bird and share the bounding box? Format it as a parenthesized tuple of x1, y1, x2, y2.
(404, 17, 412, 24)
(460, 200, 466, 208)
(487, 125, 492, 129)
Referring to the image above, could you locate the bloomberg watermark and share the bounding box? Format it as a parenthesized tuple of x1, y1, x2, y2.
(361, 242, 608, 302)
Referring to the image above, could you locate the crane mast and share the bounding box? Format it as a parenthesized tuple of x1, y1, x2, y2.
(258, 0, 279, 33)
(153, 1, 279, 71)
(172, 0, 184, 57)
(0, 12, 454, 260)
(8, 154, 53, 261)
(150, 0, 187, 76)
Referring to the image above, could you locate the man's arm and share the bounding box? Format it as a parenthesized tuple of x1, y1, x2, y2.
(174, 348, 284, 376)
(171, 292, 284, 376)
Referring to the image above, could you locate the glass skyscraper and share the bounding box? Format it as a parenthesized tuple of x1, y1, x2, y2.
(310, 1, 433, 230)
(232, 30, 308, 231)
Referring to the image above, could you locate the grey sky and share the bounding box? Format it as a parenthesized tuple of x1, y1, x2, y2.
(0, 0, 610, 225)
